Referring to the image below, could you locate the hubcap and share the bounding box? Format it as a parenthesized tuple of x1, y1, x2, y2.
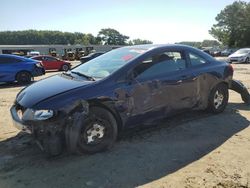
(86, 123, 105, 144)
(63, 65, 68, 71)
(214, 90, 224, 109)
(19, 73, 29, 82)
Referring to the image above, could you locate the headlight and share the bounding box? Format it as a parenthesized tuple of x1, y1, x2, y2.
(34, 110, 54, 120)
(22, 109, 54, 121)
(35, 61, 43, 68)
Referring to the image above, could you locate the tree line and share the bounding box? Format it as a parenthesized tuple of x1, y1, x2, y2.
(0, 28, 152, 45)
(177, 40, 221, 48)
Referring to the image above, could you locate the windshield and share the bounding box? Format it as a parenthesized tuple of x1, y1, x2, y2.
(235, 49, 250, 54)
(72, 47, 148, 79)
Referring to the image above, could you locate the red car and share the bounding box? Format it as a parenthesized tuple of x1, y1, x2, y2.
(31, 55, 71, 71)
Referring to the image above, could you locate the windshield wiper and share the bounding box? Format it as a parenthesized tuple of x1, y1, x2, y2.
(71, 71, 95, 81)
(62, 72, 74, 79)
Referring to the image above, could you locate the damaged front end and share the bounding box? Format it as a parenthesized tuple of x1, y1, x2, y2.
(10, 100, 90, 156)
(229, 79, 250, 104)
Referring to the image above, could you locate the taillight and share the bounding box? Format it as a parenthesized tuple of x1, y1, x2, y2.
(228, 64, 234, 75)
(35, 61, 44, 68)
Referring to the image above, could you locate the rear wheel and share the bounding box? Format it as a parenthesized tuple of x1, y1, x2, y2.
(77, 107, 118, 154)
(16, 71, 32, 85)
(207, 83, 228, 113)
(61, 64, 70, 71)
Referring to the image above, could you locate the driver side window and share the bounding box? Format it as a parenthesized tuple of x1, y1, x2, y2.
(133, 51, 186, 80)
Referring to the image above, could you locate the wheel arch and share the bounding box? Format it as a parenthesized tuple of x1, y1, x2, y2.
(15, 70, 32, 80)
(61, 63, 70, 71)
(88, 99, 123, 135)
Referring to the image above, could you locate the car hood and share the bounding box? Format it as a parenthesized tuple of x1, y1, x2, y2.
(229, 53, 247, 58)
(16, 74, 92, 108)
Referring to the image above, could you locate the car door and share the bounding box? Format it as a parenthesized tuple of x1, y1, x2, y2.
(115, 49, 198, 127)
(43, 56, 54, 70)
(185, 50, 216, 106)
(0, 57, 20, 82)
(50, 57, 61, 69)
(43, 56, 58, 70)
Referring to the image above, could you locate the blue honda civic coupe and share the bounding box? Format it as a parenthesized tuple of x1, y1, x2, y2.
(0, 54, 45, 84)
(10, 44, 234, 156)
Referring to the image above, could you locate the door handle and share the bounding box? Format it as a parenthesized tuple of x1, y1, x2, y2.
(179, 74, 198, 81)
(181, 74, 197, 79)
(177, 80, 183, 83)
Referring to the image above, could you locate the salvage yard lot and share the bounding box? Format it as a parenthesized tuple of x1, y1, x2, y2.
(0, 62, 250, 188)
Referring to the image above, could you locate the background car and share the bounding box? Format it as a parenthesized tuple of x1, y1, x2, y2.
(221, 49, 236, 56)
(210, 50, 221, 57)
(31, 55, 71, 71)
(0, 54, 45, 84)
(228, 48, 250, 63)
(11, 44, 234, 156)
(80, 52, 105, 64)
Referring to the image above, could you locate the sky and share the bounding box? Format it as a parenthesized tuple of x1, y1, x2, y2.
(0, 0, 239, 44)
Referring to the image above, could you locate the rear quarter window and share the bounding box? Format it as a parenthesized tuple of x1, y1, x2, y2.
(32, 57, 43, 60)
(188, 52, 207, 66)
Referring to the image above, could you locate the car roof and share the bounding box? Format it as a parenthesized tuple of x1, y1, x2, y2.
(32, 55, 54, 57)
(121, 44, 216, 62)
(123, 44, 199, 51)
(31, 55, 56, 58)
(0, 54, 31, 61)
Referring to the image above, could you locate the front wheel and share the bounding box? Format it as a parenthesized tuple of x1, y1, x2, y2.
(245, 57, 249, 64)
(16, 71, 32, 85)
(77, 107, 118, 154)
(61, 64, 70, 71)
(207, 83, 229, 113)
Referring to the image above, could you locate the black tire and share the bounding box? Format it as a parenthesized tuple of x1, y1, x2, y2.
(241, 89, 250, 104)
(77, 107, 118, 154)
(16, 71, 32, 85)
(61, 64, 70, 71)
(245, 57, 249, 64)
(207, 83, 229, 113)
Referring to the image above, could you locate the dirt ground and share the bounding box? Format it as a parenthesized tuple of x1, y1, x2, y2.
(0, 61, 250, 188)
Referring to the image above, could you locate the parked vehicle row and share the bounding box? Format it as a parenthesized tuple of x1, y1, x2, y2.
(0, 51, 108, 85)
(203, 48, 237, 57)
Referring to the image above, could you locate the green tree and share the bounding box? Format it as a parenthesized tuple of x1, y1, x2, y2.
(0, 30, 99, 45)
(209, 1, 250, 47)
(177, 41, 202, 48)
(130, 38, 153, 45)
(201, 40, 220, 47)
(97, 28, 129, 45)
(82, 33, 99, 45)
